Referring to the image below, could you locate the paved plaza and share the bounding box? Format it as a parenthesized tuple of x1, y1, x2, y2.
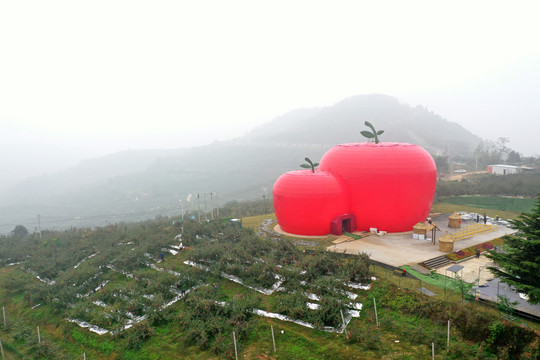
(323, 215, 540, 319)
(275, 214, 540, 319)
(326, 215, 516, 267)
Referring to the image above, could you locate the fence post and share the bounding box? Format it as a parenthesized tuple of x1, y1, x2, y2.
(233, 331, 238, 360)
(37, 326, 41, 344)
(432, 342, 435, 360)
(271, 326, 276, 352)
(447, 320, 450, 349)
(0, 338, 5, 360)
(373, 298, 379, 326)
(340, 309, 348, 339)
(2, 307, 5, 326)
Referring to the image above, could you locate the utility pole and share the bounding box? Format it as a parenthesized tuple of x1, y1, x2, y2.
(216, 193, 220, 219)
(204, 193, 207, 221)
(179, 200, 184, 221)
(263, 194, 266, 214)
(38, 214, 42, 239)
(197, 194, 201, 223)
(210, 193, 214, 220)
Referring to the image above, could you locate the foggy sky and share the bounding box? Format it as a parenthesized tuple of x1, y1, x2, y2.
(1, 1, 539, 185)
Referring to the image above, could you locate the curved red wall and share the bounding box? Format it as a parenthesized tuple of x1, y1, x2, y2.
(319, 142, 436, 232)
(273, 142, 437, 235)
(273, 170, 348, 235)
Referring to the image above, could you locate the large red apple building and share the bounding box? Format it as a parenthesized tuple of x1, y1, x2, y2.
(273, 142, 437, 236)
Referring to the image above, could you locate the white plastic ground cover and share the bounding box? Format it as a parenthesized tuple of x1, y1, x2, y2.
(345, 277, 376, 290)
(149, 263, 182, 277)
(70, 285, 198, 335)
(74, 252, 99, 269)
(184, 261, 373, 296)
(25, 268, 56, 285)
(252, 307, 359, 333)
(184, 260, 284, 295)
(93, 300, 107, 308)
(117, 241, 135, 246)
(253, 309, 316, 329)
(106, 264, 135, 279)
(67, 318, 109, 335)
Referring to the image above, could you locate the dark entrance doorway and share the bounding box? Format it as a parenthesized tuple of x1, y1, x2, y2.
(330, 214, 356, 236)
(342, 218, 351, 233)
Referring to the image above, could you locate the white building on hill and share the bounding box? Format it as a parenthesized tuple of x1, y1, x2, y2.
(487, 164, 521, 175)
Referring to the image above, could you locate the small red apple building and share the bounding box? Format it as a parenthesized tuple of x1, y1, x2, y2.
(273, 142, 436, 235)
(273, 170, 349, 235)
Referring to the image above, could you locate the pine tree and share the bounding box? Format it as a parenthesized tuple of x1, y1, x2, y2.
(486, 195, 540, 304)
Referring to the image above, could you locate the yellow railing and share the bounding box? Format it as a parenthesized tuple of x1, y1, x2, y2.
(450, 223, 497, 241)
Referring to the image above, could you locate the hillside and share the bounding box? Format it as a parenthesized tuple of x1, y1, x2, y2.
(243, 94, 481, 155)
(0, 94, 481, 233)
(0, 217, 537, 359)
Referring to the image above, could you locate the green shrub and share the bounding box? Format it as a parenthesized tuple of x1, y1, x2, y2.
(310, 296, 344, 329)
(442, 341, 490, 360)
(347, 321, 383, 350)
(485, 321, 536, 359)
(126, 321, 155, 350)
(449, 306, 492, 342)
(272, 292, 308, 320)
(179, 287, 257, 355)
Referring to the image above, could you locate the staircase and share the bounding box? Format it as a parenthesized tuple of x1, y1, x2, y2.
(423, 255, 452, 269)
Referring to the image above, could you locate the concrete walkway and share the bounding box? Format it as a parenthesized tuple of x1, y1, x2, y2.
(435, 254, 494, 286)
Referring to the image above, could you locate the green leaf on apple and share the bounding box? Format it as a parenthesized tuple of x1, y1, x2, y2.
(300, 157, 319, 173)
(361, 121, 384, 144)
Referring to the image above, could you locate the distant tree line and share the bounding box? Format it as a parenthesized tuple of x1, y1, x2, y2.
(436, 172, 540, 197)
(219, 198, 274, 218)
(431, 137, 540, 177)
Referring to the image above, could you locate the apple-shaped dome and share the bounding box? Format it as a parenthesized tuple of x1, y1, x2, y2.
(319, 142, 436, 232)
(273, 169, 348, 235)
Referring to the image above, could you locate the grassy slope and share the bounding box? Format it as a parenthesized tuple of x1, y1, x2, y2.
(1, 213, 538, 359)
(1, 256, 538, 359)
(438, 196, 535, 213)
(431, 202, 519, 220)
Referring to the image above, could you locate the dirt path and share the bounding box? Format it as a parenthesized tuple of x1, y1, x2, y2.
(448, 170, 487, 181)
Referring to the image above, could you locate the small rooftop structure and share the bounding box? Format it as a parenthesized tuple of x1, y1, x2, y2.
(439, 232, 454, 252)
(412, 221, 428, 240)
(448, 212, 462, 228)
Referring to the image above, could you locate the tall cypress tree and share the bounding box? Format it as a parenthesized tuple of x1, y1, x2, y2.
(486, 195, 540, 304)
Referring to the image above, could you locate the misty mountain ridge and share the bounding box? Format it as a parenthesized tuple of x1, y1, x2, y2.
(242, 94, 480, 155)
(0, 94, 481, 233)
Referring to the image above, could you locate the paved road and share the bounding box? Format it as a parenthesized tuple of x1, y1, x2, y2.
(475, 277, 540, 319)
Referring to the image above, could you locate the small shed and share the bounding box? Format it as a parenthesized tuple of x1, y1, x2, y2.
(439, 232, 454, 252)
(448, 212, 462, 228)
(487, 164, 521, 175)
(412, 222, 428, 239)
